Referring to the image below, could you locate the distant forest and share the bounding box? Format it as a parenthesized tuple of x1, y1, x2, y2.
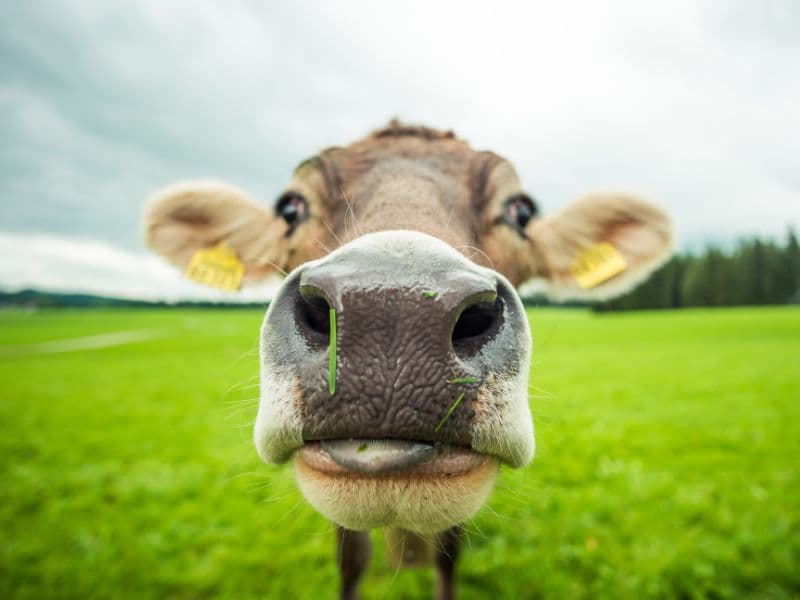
(596, 227, 800, 311)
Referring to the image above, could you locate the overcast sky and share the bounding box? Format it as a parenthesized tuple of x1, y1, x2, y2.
(1, 1, 798, 300)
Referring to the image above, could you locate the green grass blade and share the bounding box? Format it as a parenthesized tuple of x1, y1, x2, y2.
(435, 392, 465, 433)
(421, 290, 438, 299)
(328, 308, 336, 395)
(448, 376, 479, 384)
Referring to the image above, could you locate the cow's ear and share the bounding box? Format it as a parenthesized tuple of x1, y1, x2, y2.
(526, 193, 673, 300)
(143, 180, 288, 283)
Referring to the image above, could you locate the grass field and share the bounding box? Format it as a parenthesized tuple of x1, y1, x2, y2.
(1, 306, 798, 599)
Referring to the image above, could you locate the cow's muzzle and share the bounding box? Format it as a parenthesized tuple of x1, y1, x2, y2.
(256, 231, 534, 468)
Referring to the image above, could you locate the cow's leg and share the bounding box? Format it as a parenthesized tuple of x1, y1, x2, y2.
(434, 524, 463, 600)
(336, 526, 371, 600)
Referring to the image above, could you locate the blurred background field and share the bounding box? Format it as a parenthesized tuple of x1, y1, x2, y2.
(1, 306, 798, 599)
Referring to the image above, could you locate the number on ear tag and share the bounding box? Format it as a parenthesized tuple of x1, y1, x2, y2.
(185, 242, 244, 291)
(570, 242, 627, 289)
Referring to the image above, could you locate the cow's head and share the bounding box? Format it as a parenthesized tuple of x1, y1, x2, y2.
(143, 122, 671, 534)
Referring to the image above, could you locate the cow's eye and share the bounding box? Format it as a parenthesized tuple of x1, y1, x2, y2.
(502, 193, 538, 232)
(275, 192, 309, 233)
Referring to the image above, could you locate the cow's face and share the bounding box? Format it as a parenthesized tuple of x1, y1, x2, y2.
(144, 122, 672, 533)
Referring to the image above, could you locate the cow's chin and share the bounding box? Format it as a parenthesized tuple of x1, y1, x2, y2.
(294, 443, 499, 534)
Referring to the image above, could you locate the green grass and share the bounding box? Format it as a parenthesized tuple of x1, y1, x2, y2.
(447, 377, 479, 385)
(434, 393, 465, 433)
(329, 308, 337, 396)
(1, 306, 798, 599)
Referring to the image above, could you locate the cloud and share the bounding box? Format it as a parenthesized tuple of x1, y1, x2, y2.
(0, 1, 797, 297)
(0, 233, 280, 302)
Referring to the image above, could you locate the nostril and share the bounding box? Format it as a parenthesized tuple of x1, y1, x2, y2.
(452, 297, 503, 355)
(452, 303, 495, 340)
(296, 292, 331, 343)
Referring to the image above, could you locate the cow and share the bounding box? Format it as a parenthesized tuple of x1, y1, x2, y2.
(143, 121, 672, 600)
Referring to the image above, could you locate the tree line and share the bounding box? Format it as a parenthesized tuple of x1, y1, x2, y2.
(596, 227, 800, 311)
(0, 289, 266, 309)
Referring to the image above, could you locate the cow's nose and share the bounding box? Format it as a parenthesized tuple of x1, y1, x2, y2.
(260, 233, 529, 448)
(296, 261, 501, 360)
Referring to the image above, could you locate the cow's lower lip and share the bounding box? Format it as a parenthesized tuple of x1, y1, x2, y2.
(297, 440, 488, 477)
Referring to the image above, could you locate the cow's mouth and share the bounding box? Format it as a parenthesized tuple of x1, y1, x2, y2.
(297, 439, 488, 477)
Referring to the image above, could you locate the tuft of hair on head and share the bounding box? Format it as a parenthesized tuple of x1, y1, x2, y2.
(371, 119, 457, 141)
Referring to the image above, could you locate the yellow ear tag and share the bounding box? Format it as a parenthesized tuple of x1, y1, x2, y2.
(185, 242, 244, 291)
(570, 242, 627, 289)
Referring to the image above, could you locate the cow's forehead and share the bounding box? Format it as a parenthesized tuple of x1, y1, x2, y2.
(295, 125, 519, 208)
(330, 126, 483, 182)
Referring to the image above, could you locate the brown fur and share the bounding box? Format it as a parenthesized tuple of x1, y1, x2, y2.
(306, 127, 491, 255)
(144, 120, 672, 300)
(142, 121, 673, 591)
(370, 119, 456, 140)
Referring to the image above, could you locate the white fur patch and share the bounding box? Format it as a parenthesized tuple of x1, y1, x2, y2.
(295, 456, 499, 534)
(469, 319, 535, 468)
(321, 229, 484, 280)
(253, 310, 304, 463)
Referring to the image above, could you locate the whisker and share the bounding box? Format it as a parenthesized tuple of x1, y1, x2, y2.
(224, 397, 260, 406)
(259, 258, 288, 277)
(223, 380, 259, 396)
(339, 184, 362, 238)
(322, 221, 343, 248)
(454, 244, 496, 270)
(382, 530, 403, 598)
(314, 239, 333, 254)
